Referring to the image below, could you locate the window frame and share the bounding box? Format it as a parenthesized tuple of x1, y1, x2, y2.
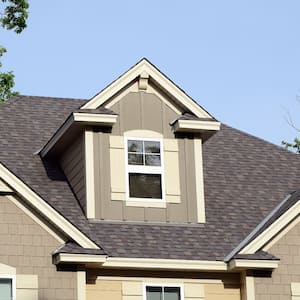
(0, 275, 16, 300)
(125, 136, 165, 202)
(143, 283, 184, 300)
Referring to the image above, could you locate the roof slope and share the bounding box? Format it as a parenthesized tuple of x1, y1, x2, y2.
(1, 95, 300, 261)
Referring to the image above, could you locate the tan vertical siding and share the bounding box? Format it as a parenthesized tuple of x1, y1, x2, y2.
(60, 135, 86, 213)
(0, 195, 76, 300)
(254, 220, 300, 300)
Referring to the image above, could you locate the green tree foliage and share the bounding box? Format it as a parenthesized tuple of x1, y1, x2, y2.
(0, 0, 29, 102)
(282, 138, 300, 154)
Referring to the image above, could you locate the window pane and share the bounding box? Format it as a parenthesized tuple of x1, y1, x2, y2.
(164, 287, 180, 300)
(146, 286, 162, 300)
(145, 154, 161, 166)
(129, 173, 162, 199)
(128, 140, 143, 153)
(145, 141, 160, 154)
(128, 153, 143, 165)
(0, 279, 12, 300)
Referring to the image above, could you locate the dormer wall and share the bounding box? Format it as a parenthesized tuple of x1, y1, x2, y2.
(59, 134, 86, 214)
(86, 91, 205, 223)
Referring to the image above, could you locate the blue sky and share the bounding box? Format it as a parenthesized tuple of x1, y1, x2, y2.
(2, 0, 300, 146)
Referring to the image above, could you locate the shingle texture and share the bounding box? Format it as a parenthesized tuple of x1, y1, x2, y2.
(1, 95, 300, 261)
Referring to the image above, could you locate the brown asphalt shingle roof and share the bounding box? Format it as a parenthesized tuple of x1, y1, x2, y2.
(1, 95, 300, 261)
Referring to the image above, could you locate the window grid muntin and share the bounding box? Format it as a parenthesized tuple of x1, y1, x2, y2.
(125, 137, 165, 202)
(128, 139, 161, 167)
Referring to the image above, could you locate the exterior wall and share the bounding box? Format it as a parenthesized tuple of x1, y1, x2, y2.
(0, 195, 77, 300)
(60, 134, 86, 213)
(92, 91, 201, 223)
(86, 273, 241, 300)
(254, 219, 300, 300)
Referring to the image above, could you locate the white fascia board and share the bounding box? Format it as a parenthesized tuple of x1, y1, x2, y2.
(102, 257, 228, 271)
(54, 253, 107, 264)
(173, 120, 221, 132)
(229, 259, 279, 270)
(240, 200, 300, 254)
(0, 163, 99, 249)
(81, 59, 212, 119)
(73, 112, 118, 124)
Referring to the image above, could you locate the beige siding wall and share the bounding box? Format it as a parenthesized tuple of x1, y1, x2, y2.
(0, 195, 77, 300)
(60, 134, 86, 213)
(92, 91, 200, 223)
(255, 219, 300, 300)
(86, 274, 241, 300)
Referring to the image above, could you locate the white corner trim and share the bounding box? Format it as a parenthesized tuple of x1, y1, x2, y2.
(81, 59, 212, 119)
(102, 257, 228, 271)
(0, 163, 99, 249)
(73, 113, 118, 124)
(77, 270, 86, 300)
(242, 272, 256, 300)
(85, 130, 95, 219)
(240, 200, 300, 254)
(291, 282, 300, 296)
(7, 195, 65, 244)
(54, 253, 107, 264)
(229, 259, 279, 270)
(173, 120, 221, 132)
(194, 139, 205, 223)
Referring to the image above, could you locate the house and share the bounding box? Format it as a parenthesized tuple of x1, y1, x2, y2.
(0, 58, 299, 300)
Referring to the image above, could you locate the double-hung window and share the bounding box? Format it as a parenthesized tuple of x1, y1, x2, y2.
(0, 276, 15, 300)
(126, 137, 164, 200)
(145, 285, 182, 300)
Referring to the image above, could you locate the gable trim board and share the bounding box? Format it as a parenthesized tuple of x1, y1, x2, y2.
(240, 198, 300, 254)
(0, 163, 99, 249)
(40, 112, 118, 158)
(224, 193, 298, 260)
(81, 59, 213, 120)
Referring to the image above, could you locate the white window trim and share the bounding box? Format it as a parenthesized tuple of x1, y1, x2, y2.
(143, 283, 184, 300)
(0, 275, 16, 300)
(125, 136, 165, 202)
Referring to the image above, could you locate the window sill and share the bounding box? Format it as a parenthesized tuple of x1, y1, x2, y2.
(126, 200, 166, 208)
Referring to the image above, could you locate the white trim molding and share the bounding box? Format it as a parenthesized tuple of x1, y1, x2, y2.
(73, 112, 118, 124)
(85, 130, 96, 219)
(173, 119, 221, 133)
(229, 259, 279, 270)
(54, 253, 107, 264)
(81, 59, 213, 119)
(240, 200, 300, 254)
(102, 257, 228, 271)
(77, 270, 86, 300)
(194, 138, 206, 223)
(0, 163, 99, 249)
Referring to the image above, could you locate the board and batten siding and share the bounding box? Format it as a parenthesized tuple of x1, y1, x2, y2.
(60, 134, 86, 213)
(91, 91, 202, 223)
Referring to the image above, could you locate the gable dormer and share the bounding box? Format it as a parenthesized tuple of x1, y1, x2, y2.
(40, 59, 220, 223)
